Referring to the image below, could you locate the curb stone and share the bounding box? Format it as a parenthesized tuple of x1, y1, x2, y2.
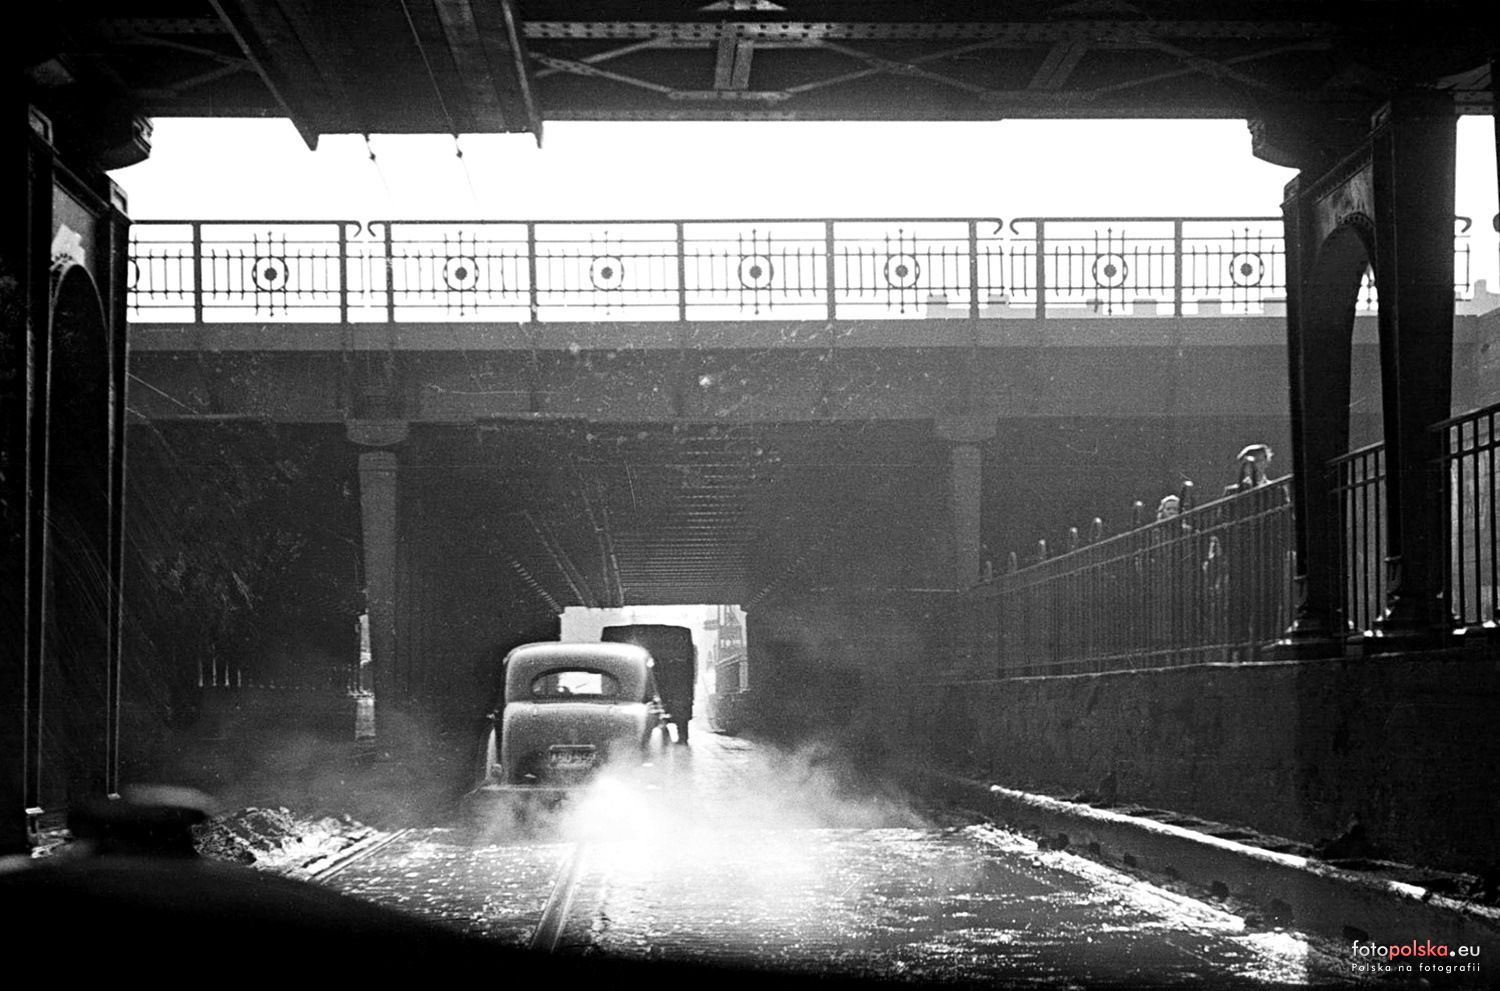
(911, 769, 1500, 975)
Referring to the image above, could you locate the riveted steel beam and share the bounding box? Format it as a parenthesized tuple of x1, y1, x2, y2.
(1028, 39, 1089, 90)
(522, 21, 1334, 44)
(714, 33, 755, 90)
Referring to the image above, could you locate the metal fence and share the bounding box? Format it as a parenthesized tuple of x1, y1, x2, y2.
(1329, 417, 1500, 637)
(986, 406, 1500, 677)
(1331, 443, 1388, 636)
(991, 480, 1294, 677)
(196, 653, 359, 693)
(126, 216, 1478, 324)
(1438, 402, 1500, 632)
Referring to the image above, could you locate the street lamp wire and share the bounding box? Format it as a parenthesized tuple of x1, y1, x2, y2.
(363, 133, 395, 207)
(397, 0, 481, 211)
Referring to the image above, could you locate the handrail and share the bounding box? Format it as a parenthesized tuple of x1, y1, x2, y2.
(998, 477, 1292, 582)
(1328, 439, 1389, 466)
(1430, 398, 1500, 432)
(985, 478, 1295, 676)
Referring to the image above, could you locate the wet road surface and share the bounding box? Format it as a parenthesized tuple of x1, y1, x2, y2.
(324, 731, 1364, 987)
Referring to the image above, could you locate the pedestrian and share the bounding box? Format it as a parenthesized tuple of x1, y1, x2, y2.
(1223, 456, 1258, 496)
(1224, 444, 1274, 495)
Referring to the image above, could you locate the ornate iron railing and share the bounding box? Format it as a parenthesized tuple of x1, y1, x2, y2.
(989, 479, 1294, 677)
(1437, 402, 1500, 633)
(986, 413, 1500, 677)
(125, 216, 1479, 324)
(1331, 443, 1388, 636)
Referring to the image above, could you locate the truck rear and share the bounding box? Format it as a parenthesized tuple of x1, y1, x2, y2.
(601, 624, 696, 744)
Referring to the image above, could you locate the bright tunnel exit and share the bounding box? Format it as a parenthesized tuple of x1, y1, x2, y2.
(560, 604, 749, 738)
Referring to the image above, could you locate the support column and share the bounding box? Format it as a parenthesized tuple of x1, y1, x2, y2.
(1276, 174, 1358, 656)
(1368, 93, 1458, 645)
(937, 417, 995, 590)
(102, 178, 130, 799)
(1, 105, 54, 853)
(350, 420, 408, 748)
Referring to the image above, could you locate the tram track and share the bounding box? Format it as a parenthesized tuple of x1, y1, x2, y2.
(529, 840, 591, 953)
(308, 788, 464, 882)
(309, 826, 415, 881)
(308, 791, 600, 953)
(294, 732, 1373, 986)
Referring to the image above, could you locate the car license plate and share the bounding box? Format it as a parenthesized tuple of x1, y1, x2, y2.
(547, 745, 596, 770)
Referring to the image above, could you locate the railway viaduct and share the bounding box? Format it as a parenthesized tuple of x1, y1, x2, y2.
(5, 1, 1497, 871)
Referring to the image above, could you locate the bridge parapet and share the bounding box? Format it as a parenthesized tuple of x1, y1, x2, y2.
(126, 216, 1486, 327)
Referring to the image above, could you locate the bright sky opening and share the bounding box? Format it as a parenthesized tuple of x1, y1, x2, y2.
(112, 116, 1499, 285)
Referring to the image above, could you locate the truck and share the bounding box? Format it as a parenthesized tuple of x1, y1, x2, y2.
(600, 624, 696, 745)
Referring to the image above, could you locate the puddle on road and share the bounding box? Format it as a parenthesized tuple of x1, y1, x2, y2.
(319, 737, 1366, 986)
(325, 828, 570, 944)
(576, 824, 1358, 987)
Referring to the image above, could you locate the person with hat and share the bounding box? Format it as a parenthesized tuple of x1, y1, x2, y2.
(1223, 444, 1273, 496)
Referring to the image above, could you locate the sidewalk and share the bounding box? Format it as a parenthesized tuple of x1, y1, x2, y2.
(910, 768, 1500, 971)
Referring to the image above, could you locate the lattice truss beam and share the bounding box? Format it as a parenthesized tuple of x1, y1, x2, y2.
(33, 3, 1493, 144)
(518, 10, 1492, 121)
(526, 20, 1335, 117)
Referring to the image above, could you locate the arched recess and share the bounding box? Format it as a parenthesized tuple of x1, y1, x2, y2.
(1302, 220, 1377, 467)
(38, 261, 115, 808)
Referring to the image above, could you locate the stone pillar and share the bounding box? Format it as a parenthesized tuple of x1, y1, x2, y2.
(936, 417, 996, 590)
(350, 420, 408, 746)
(1368, 94, 1458, 645)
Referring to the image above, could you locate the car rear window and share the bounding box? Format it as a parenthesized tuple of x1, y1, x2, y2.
(530, 669, 620, 699)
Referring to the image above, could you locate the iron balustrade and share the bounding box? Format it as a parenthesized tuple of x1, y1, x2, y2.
(197, 650, 360, 692)
(1331, 443, 1388, 636)
(129, 221, 359, 323)
(992, 480, 1294, 677)
(978, 396, 1500, 676)
(126, 216, 1481, 325)
(1324, 420, 1500, 637)
(1437, 402, 1500, 633)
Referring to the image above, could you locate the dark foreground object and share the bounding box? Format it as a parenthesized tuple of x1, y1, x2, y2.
(0, 853, 918, 986)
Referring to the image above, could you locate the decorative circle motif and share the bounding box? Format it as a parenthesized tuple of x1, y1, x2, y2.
(1228, 252, 1266, 288)
(883, 254, 921, 290)
(250, 256, 289, 292)
(589, 255, 626, 291)
(443, 256, 480, 291)
(1091, 253, 1128, 289)
(737, 255, 775, 290)
(125, 259, 140, 291)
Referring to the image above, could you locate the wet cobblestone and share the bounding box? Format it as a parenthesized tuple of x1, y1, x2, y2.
(322, 731, 1365, 986)
(327, 831, 567, 944)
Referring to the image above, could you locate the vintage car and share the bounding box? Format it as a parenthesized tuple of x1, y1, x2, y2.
(474, 642, 666, 796)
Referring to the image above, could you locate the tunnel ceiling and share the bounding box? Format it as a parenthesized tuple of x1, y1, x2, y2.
(27, 3, 1494, 152)
(410, 418, 948, 608)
